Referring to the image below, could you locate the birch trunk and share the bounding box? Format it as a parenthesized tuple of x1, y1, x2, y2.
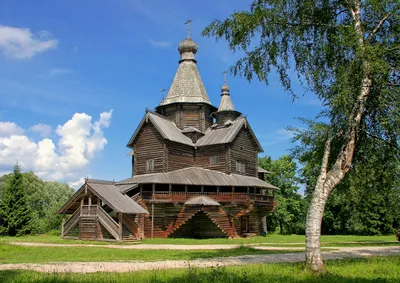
(305, 0, 373, 272)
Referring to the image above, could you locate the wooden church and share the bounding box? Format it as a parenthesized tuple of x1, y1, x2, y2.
(58, 33, 278, 241)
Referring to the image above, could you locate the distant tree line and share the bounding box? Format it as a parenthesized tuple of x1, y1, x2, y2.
(261, 145, 400, 236)
(0, 165, 74, 236)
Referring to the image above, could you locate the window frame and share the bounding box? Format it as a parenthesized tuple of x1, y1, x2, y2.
(209, 156, 219, 165)
(146, 158, 154, 172)
(240, 215, 249, 233)
(235, 161, 246, 174)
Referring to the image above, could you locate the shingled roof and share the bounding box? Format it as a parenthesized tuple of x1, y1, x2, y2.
(127, 111, 263, 152)
(117, 167, 278, 189)
(159, 36, 211, 106)
(127, 111, 193, 148)
(58, 180, 148, 214)
(196, 117, 263, 152)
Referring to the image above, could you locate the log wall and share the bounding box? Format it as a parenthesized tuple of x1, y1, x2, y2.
(157, 104, 213, 132)
(134, 123, 166, 175)
(195, 144, 228, 173)
(168, 142, 195, 171)
(230, 128, 258, 177)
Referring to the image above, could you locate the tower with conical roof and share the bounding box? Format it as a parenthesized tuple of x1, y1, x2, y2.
(156, 32, 217, 132)
(212, 72, 242, 127)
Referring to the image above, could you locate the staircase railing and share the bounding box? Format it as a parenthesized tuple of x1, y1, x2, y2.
(63, 207, 81, 236)
(122, 214, 139, 236)
(97, 206, 120, 241)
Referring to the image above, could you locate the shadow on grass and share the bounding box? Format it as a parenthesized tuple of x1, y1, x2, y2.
(0, 268, 393, 283)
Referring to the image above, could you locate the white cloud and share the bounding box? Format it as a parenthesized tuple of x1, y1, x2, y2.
(50, 68, 75, 75)
(29, 123, 52, 137)
(0, 122, 24, 137)
(150, 40, 171, 48)
(0, 110, 113, 187)
(0, 25, 58, 59)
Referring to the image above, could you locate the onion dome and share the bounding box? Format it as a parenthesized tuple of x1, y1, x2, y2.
(178, 37, 198, 54)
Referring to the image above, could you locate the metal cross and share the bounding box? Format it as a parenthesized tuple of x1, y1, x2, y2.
(222, 70, 228, 84)
(185, 19, 193, 37)
(161, 88, 166, 100)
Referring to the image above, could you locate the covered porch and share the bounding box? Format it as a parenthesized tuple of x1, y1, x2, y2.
(58, 180, 148, 242)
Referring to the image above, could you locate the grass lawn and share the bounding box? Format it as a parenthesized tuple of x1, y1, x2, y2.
(1, 234, 397, 246)
(0, 242, 300, 264)
(0, 256, 399, 283)
(142, 234, 397, 245)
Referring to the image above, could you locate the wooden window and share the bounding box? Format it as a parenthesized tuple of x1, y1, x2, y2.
(241, 216, 249, 232)
(146, 159, 154, 171)
(210, 156, 219, 165)
(235, 161, 245, 174)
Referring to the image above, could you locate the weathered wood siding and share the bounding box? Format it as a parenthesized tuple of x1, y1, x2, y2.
(168, 142, 195, 171)
(140, 201, 265, 239)
(230, 128, 258, 177)
(134, 122, 165, 175)
(157, 104, 213, 132)
(195, 145, 228, 173)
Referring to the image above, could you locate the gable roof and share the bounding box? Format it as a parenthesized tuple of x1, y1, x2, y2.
(117, 167, 278, 189)
(127, 111, 193, 148)
(196, 117, 263, 152)
(87, 182, 148, 214)
(58, 180, 148, 214)
(185, 196, 220, 206)
(127, 111, 263, 152)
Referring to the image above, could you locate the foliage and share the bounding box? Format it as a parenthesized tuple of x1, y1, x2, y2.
(0, 257, 399, 283)
(258, 155, 305, 234)
(291, 120, 400, 235)
(0, 168, 74, 236)
(203, 0, 399, 270)
(0, 165, 31, 236)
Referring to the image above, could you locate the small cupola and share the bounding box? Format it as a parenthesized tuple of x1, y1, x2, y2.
(212, 72, 241, 127)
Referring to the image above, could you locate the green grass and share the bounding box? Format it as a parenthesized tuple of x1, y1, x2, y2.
(142, 234, 397, 245)
(1, 234, 397, 247)
(0, 235, 131, 245)
(0, 242, 299, 264)
(0, 256, 399, 283)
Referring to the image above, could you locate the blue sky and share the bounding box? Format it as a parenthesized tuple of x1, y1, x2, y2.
(0, 0, 322, 187)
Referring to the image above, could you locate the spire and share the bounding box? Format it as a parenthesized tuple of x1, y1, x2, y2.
(218, 71, 235, 111)
(159, 20, 211, 106)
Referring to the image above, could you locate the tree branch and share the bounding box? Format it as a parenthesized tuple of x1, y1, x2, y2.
(367, 6, 400, 42)
(363, 130, 400, 152)
(320, 137, 333, 176)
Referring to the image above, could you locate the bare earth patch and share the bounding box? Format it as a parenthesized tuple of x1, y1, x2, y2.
(0, 246, 398, 273)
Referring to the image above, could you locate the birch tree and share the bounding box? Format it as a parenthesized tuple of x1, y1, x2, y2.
(203, 0, 400, 272)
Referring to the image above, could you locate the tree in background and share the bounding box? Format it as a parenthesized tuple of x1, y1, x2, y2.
(292, 121, 400, 235)
(203, 0, 400, 271)
(0, 165, 31, 236)
(259, 155, 305, 235)
(0, 169, 74, 235)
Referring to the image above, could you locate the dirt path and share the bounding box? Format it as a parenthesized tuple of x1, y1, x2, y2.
(0, 246, 398, 273)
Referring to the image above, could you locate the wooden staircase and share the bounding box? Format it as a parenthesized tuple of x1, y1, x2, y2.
(121, 214, 140, 240)
(202, 207, 238, 238)
(97, 206, 121, 241)
(63, 207, 81, 236)
(165, 207, 200, 237)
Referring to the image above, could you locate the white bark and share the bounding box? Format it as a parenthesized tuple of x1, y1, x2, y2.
(305, 0, 375, 272)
